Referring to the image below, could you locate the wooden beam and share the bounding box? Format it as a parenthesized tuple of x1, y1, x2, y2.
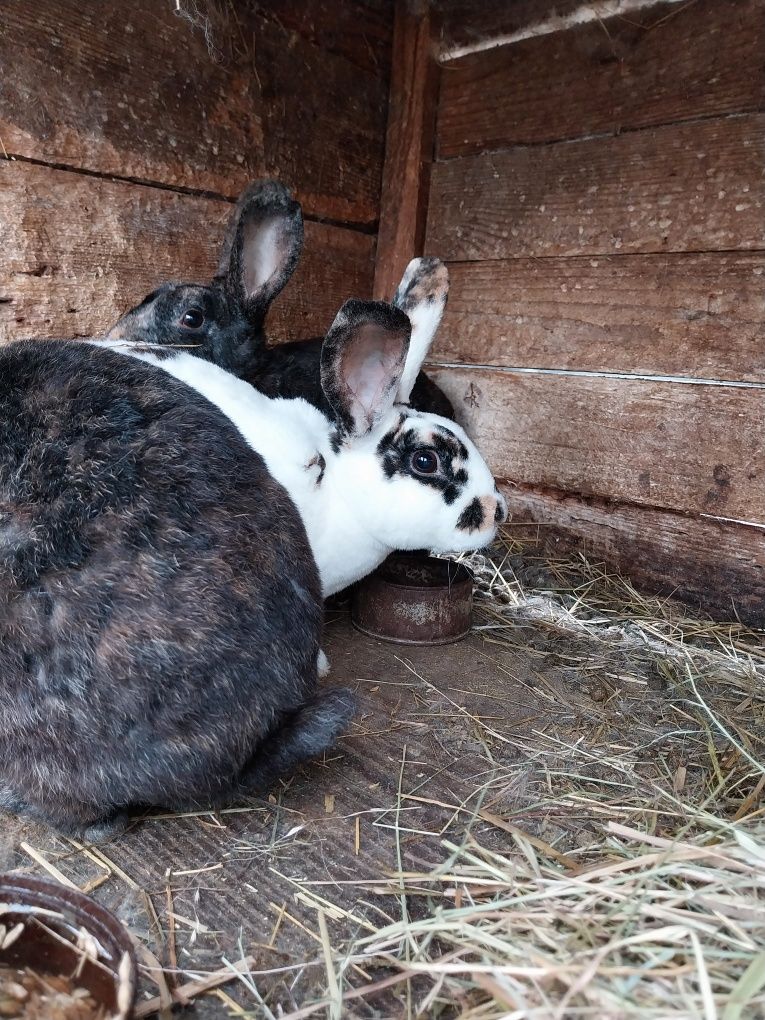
(373, 0, 439, 300)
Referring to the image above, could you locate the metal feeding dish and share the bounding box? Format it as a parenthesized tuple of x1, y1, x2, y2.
(351, 551, 473, 645)
(0, 873, 137, 1019)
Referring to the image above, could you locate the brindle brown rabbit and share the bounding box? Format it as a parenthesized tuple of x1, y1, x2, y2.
(0, 339, 354, 840)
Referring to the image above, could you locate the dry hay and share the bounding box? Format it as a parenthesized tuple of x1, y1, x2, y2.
(288, 532, 765, 1019)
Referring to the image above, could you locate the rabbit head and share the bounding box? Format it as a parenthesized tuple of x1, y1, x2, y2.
(104, 180, 303, 375)
(313, 266, 506, 589)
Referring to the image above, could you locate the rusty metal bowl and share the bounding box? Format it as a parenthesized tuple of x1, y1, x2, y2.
(0, 873, 137, 1019)
(351, 552, 473, 645)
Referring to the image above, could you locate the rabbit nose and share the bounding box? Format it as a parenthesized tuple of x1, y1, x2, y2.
(494, 492, 508, 524)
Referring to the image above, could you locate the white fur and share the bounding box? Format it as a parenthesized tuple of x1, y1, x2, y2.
(90, 262, 504, 597)
(394, 259, 448, 404)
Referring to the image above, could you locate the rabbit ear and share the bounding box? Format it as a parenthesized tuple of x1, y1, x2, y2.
(392, 257, 449, 404)
(321, 300, 411, 437)
(218, 180, 303, 322)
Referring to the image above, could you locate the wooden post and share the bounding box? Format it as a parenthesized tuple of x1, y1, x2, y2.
(373, 0, 439, 301)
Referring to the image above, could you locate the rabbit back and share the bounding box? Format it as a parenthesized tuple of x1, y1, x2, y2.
(0, 339, 339, 834)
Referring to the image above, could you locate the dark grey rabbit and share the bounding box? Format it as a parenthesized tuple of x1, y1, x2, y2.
(0, 338, 354, 840)
(106, 180, 455, 419)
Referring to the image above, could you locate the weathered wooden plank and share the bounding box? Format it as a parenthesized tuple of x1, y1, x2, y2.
(426, 115, 765, 260)
(0, 162, 374, 344)
(0, 0, 387, 224)
(430, 253, 765, 382)
(373, 0, 439, 299)
(500, 484, 765, 626)
(429, 366, 765, 521)
(438, 0, 765, 157)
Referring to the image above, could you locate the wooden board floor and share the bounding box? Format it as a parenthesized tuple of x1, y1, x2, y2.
(0, 600, 694, 1017)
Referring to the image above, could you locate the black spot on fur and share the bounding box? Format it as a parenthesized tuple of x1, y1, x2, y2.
(457, 497, 485, 532)
(494, 501, 504, 522)
(309, 453, 326, 485)
(377, 422, 469, 505)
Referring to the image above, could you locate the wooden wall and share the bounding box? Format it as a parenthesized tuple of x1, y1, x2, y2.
(0, 0, 392, 344)
(419, 0, 765, 623)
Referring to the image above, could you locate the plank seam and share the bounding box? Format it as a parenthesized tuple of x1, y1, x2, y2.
(440, 249, 765, 266)
(497, 480, 765, 530)
(0, 154, 379, 235)
(428, 363, 765, 389)
(433, 111, 761, 162)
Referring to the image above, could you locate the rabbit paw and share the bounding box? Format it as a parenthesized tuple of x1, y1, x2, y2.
(83, 810, 129, 844)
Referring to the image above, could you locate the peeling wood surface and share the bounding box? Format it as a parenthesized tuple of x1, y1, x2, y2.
(438, 0, 765, 157)
(0, 0, 389, 224)
(500, 484, 765, 625)
(426, 115, 765, 260)
(373, 0, 439, 299)
(430, 366, 765, 521)
(430, 253, 765, 382)
(0, 162, 374, 343)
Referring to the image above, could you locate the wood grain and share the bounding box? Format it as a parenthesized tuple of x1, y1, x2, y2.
(438, 0, 765, 156)
(429, 366, 765, 521)
(430, 253, 765, 382)
(426, 115, 765, 260)
(0, 0, 388, 224)
(0, 162, 374, 344)
(253, 17, 387, 226)
(373, 0, 439, 299)
(500, 484, 765, 626)
(249, 0, 393, 77)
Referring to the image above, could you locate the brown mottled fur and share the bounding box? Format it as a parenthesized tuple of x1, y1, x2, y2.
(0, 339, 354, 839)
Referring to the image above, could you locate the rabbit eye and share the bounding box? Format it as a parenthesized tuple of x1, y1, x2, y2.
(180, 307, 205, 329)
(410, 449, 440, 475)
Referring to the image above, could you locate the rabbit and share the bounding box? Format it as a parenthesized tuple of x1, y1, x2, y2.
(105, 179, 455, 419)
(96, 254, 508, 600)
(0, 336, 355, 840)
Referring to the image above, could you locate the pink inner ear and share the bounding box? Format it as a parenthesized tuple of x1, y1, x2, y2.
(241, 215, 288, 298)
(340, 324, 407, 431)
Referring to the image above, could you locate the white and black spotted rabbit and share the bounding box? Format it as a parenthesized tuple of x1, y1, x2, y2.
(0, 338, 354, 840)
(106, 179, 455, 419)
(98, 237, 507, 598)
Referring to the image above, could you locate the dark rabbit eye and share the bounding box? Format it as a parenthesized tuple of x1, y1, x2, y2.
(180, 307, 205, 329)
(411, 449, 440, 475)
